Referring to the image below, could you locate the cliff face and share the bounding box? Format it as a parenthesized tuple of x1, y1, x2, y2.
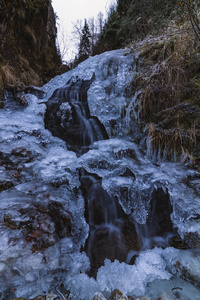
(0, 0, 61, 89)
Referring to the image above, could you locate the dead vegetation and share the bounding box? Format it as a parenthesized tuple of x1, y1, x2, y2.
(147, 123, 197, 162)
(0, 0, 61, 94)
(129, 17, 200, 168)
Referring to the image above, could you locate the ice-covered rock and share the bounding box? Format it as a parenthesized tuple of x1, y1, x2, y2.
(43, 50, 139, 139)
(0, 90, 89, 299)
(0, 49, 200, 299)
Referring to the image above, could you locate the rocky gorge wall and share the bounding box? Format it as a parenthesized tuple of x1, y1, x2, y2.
(0, 0, 61, 96)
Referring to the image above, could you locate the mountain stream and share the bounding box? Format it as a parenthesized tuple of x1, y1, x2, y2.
(0, 50, 200, 299)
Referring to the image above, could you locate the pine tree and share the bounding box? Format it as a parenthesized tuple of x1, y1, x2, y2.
(78, 19, 91, 63)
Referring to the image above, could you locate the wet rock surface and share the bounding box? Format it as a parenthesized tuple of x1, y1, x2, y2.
(184, 232, 200, 248)
(2, 195, 72, 253)
(146, 186, 173, 237)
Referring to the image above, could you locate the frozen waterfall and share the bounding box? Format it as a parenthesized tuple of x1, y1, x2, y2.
(0, 50, 200, 300)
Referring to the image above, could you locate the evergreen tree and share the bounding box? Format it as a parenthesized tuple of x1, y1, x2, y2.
(78, 19, 91, 63)
(94, 5, 120, 54)
(117, 0, 132, 17)
(103, 5, 120, 50)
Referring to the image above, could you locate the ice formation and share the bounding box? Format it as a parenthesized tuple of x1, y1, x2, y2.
(0, 50, 200, 299)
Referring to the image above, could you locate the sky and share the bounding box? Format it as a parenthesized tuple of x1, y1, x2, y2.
(52, 0, 116, 62)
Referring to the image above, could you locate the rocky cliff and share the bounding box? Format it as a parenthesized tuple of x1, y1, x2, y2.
(0, 0, 61, 92)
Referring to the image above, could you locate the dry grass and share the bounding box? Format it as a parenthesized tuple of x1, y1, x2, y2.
(24, 25, 37, 46)
(137, 29, 197, 119)
(0, 56, 41, 89)
(147, 123, 197, 162)
(1, 65, 17, 86)
(128, 20, 200, 165)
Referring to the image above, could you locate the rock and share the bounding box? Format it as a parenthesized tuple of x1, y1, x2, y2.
(11, 147, 32, 158)
(0, 151, 15, 168)
(0, 153, 22, 190)
(109, 289, 128, 300)
(0, 0, 61, 88)
(23, 86, 45, 99)
(4, 214, 18, 229)
(10, 147, 33, 164)
(184, 231, 200, 248)
(16, 93, 28, 106)
(6, 201, 72, 253)
(175, 257, 200, 285)
(169, 235, 188, 250)
(0, 180, 14, 192)
(93, 292, 107, 300)
(147, 185, 173, 237)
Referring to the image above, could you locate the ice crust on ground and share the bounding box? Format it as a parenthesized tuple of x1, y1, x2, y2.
(0, 91, 89, 299)
(97, 248, 171, 296)
(0, 49, 199, 299)
(65, 247, 200, 299)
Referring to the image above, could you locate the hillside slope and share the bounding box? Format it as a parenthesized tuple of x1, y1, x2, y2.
(95, 0, 200, 168)
(0, 0, 61, 92)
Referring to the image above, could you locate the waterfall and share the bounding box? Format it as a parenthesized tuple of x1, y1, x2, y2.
(80, 168, 140, 277)
(45, 77, 108, 155)
(0, 50, 199, 300)
(45, 75, 142, 277)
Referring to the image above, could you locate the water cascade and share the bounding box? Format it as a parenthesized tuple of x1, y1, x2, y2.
(45, 74, 142, 276)
(0, 50, 200, 299)
(80, 168, 140, 277)
(45, 77, 108, 155)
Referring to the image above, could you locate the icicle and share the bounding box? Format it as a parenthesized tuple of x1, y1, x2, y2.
(125, 91, 141, 127)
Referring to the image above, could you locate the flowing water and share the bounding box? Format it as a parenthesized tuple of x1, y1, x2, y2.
(0, 50, 200, 299)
